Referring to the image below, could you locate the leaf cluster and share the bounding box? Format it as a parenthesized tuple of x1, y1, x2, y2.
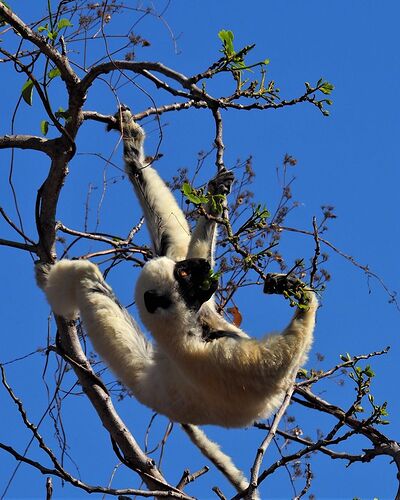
(341, 354, 390, 425)
(182, 182, 226, 214)
(38, 18, 73, 42)
(264, 273, 311, 308)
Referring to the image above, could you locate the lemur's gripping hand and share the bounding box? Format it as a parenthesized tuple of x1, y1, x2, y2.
(264, 273, 314, 310)
(208, 168, 235, 196)
(205, 169, 234, 216)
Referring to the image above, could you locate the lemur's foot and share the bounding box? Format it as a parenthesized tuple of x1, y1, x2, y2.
(208, 168, 235, 196)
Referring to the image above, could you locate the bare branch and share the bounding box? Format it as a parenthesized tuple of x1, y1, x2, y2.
(176, 466, 210, 490)
(0, 440, 192, 498)
(0, 238, 35, 252)
(274, 223, 399, 309)
(83, 101, 206, 128)
(245, 383, 296, 499)
(310, 216, 320, 286)
(293, 464, 312, 500)
(0, 207, 36, 245)
(0, 364, 191, 498)
(49, 316, 186, 496)
(212, 108, 225, 172)
(0, 3, 78, 88)
(297, 346, 390, 387)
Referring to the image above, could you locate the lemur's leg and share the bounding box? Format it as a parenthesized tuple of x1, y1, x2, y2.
(40, 260, 154, 401)
(187, 169, 234, 266)
(115, 106, 190, 261)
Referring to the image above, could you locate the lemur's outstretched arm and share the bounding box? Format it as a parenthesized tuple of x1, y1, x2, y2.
(187, 169, 234, 266)
(116, 106, 190, 261)
(136, 261, 317, 413)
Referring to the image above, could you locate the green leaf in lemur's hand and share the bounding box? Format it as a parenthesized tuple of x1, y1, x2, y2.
(40, 120, 49, 136)
(21, 79, 34, 106)
(182, 182, 208, 205)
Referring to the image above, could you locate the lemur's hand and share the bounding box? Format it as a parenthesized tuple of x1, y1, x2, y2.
(106, 105, 143, 138)
(264, 273, 313, 309)
(208, 168, 235, 196)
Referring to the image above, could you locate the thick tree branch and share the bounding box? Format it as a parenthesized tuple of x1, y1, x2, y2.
(0, 135, 56, 156)
(50, 316, 181, 496)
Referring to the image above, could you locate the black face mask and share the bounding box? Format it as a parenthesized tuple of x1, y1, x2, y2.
(174, 258, 218, 311)
(144, 289, 172, 314)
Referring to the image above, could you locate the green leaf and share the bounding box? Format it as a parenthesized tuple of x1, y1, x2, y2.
(38, 24, 48, 33)
(182, 182, 202, 205)
(319, 81, 335, 95)
(57, 18, 73, 30)
(364, 365, 375, 378)
(55, 107, 69, 120)
(298, 368, 308, 378)
(47, 30, 58, 41)
(48, 67, 61, 80)
(21, 79, 34, 106)
(40, 120, 49, 136)
(218, 29, 235, 57)
(264, 58, 270, 65)
(182, 182, 193, 197)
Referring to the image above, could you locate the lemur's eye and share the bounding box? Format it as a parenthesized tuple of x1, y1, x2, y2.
(178, 269, 189, 278)
(144, 290, 172, 313)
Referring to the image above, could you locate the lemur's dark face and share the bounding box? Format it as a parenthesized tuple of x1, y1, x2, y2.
(142, 258, 218, 315)
(174, 258, 218, 310)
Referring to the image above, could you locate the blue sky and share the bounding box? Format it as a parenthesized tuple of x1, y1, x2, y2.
(1, 1, 399, 498)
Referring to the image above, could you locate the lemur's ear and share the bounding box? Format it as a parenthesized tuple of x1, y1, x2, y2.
(106, 104, 131, 132)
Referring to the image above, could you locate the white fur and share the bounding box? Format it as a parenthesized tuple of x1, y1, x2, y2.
(44, 257, 317, 427)
(41, 107, 318, 428)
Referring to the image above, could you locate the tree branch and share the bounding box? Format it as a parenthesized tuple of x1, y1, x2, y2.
(0, 135, 56, 156)
(0, 3, 78, 88)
